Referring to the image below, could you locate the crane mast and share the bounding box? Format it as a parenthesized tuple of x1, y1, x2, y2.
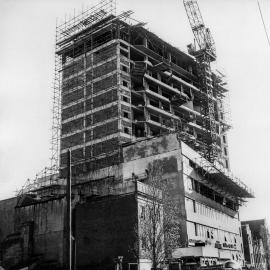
(183, 0, 218, 163)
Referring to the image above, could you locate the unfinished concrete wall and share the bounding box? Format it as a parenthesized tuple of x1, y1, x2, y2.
(58, 24, 135, 177)
(59, 40, 128, 177)
(0, 197, 65, 269)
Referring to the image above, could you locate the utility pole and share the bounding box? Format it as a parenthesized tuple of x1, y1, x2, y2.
(66, 149, 72, 270)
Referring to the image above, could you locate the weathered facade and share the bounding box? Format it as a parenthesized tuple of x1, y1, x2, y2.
(0, 195, 66, 269)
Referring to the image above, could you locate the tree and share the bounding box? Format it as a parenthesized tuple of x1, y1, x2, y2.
(135, 163, 182, 269)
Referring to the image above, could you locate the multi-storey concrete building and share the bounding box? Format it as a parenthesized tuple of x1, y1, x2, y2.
(56, 2, 231, 178)
(0, 2, 254, 270)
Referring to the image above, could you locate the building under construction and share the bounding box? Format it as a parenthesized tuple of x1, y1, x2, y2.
(0, 1, 254, 270)
(53, 0, 231, 179)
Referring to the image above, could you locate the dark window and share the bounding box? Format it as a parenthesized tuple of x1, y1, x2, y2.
(149, 83, 158, 93)
(226, 199, 235, 210)
(122, 80, 128, 87)
(189, 160, 196, 169)
(200, 184, 213, 199)
(120, 49, 128, 58)
(195, 223, 198, 236)
(140, 206, 145, 219)
(161, 76, 167, 83)
(194, 180, 200, 193)
(150, 114, 159, 123)
(123, 111, 129, 119)
(152, 72, 158, 79)
(121, 65, 128, 73)
(161, 102, 170, 112)
(124, 127, 129, 134)
(193, 200, 196, 212)
(122, 96, 130, 103)
(120, 42, 128, 50)
(149, 99, 159, 108)
(215, 193, 224, 204)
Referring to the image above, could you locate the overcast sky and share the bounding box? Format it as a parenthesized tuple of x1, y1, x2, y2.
(0, 0, 269, 223)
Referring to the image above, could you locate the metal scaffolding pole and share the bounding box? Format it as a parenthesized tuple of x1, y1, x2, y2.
(66, 149, 72, 270)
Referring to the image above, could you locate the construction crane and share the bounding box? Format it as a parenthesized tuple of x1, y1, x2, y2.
(183, 0, 218, 163)
(183, 0, 216, 60)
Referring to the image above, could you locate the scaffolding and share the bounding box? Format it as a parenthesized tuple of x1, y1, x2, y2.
(183, 0, 221, 163)
(56, 0, 116, 45)
(193, 155, 254, 200)
(17, 0, 233, 196)
(48, 0, 140, 179)
(17, 0, 122, 195)
(52, 0, 117, 174)
(16, 167, 64, 197)
(56, 3, 135, 177)
(212, 70, 232, 131)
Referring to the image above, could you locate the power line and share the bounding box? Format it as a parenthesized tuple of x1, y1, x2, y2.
(257, 0, 270, 47)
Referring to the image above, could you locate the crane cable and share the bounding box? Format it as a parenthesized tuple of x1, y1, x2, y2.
(257, 0, 270, 47)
